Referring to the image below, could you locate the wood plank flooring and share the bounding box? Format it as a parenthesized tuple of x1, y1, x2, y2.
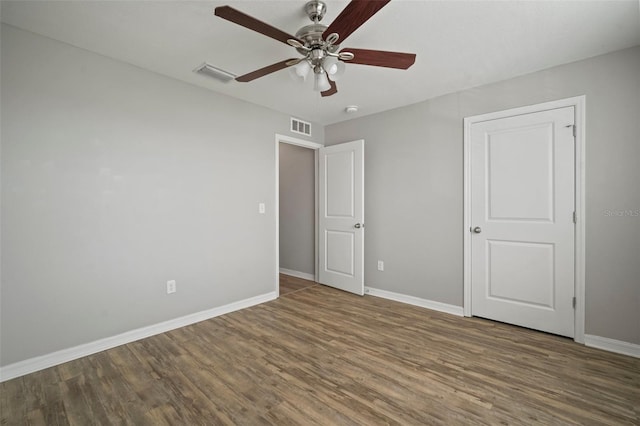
(2, 277, 639, 425)
(279, 274, 317, 296)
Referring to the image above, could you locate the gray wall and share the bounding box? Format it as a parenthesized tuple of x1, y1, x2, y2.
(2, 21, 638, 370)
(0, 24, 323, 366)
(326, 46, 640, 345)
(279, 144, 315, 276)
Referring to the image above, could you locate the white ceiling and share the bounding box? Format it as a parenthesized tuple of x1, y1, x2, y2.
(2, 1, 639, 125)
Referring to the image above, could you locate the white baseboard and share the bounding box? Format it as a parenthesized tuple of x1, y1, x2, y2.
(365, 289, 639, 358)
(584, 334, 640, 358)
(365, 287, 464, 317)
(279, 268, 315, 282)
(0, 291, 277, 382)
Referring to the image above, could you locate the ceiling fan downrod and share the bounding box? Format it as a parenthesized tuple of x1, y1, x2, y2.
(292, 1, 338, 56)
(305, 0, 327, 23)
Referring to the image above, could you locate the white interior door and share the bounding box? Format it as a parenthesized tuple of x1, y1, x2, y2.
(318, 140, 364, 295)
(470, 106, 575, 337)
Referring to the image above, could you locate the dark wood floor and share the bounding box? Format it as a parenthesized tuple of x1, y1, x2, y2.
(2, 276, 639, 425)
(279, 273, 317, 296)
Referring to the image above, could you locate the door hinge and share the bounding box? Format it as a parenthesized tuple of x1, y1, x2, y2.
(566, 124, 576, 138)
(572, 297, 576, 309)
(572, 211, 577, 224)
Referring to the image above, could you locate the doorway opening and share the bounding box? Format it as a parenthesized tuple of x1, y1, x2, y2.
(275, 135, 322, 296)
(275, 135, 366, 297)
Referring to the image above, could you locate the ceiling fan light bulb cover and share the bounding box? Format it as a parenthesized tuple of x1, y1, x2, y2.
(294, 60, 311, 78)
(323, 55, 338, 73)
(289, 66, 306, 83)
(328, 61, 345, 81)
(314, 72, 331, 92)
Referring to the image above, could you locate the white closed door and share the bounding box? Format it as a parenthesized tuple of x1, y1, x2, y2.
(318, 140, 364, 295)
(470, 106, 575, 337)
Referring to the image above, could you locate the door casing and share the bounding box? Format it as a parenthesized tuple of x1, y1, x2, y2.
(463, 96, 586, 343)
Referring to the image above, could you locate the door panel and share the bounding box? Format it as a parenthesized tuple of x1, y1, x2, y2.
(487, 240, 555, 308)
(326, 152, 355, 217)
(319, 140, 364, 295)
(326, 230, 354, 275)
(487, 124, 554, 221)
(471, 107, 575, 337)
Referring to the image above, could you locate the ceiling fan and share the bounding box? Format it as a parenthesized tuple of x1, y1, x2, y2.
(214, 0, 416, 97)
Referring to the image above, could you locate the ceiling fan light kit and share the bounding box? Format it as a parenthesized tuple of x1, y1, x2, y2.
(214, 0, 416, 97)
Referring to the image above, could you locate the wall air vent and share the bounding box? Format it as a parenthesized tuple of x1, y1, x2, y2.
(193, 63, 236, 83)
(291, 117, 312, 136)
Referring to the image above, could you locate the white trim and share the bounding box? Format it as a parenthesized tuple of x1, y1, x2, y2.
(365, 287, 464, 317)
(279, 268, 315, 282)
(276, 134, 322, 150)
(463, 96, 586, 344)
(584, 335, 640, 358)
(463, 112, 473, 316)
(0, 291, 277, 382)
(275, 134, 322, 298)
(314, 149, 319, 283)
(573, 98, 586, 344)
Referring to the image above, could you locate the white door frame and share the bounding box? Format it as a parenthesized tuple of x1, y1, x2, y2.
(275, 134, 322, 297)
(463, 96, 586, 343)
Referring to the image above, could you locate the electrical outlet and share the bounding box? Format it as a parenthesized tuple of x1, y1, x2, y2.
(259, 202, 266, 214)
(167, 280, 176, 294)
(377, 260, 384, 271)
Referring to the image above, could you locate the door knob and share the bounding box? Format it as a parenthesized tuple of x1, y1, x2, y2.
(354, 223, 362, 229)
(473, 226, 482, 233)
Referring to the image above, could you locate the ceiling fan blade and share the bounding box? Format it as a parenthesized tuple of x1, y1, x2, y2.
(341, 48, 416, 69)
(321, 79, 338, 97)
(215, 6, 302, 46)
(322, 0, 391, 44)
(236, 59, 298, 82)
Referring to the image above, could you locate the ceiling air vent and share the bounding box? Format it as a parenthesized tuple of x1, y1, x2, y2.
(193, 63, 236, 83)
(291, 118, 311, 136)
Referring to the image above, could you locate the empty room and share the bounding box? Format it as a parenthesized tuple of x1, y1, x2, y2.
(1, 0, 639, 424)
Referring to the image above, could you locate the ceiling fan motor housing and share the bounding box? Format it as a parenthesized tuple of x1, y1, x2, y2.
(295, 24, 339, 56)
(295, 1, 340, 58)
